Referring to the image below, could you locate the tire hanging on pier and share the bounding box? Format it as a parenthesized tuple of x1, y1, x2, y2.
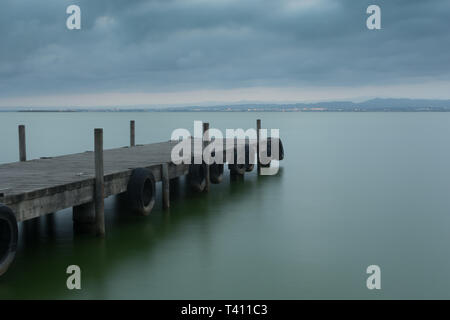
(245, 143, 255, 172)
(127, 168, 156, 216)
(228, 145, 246, 175)
(260, 138, 285, 168)
(0, 204, 18, 276)
(266, 137, 284, 161)
(229, 163, 246, 175)
(189, 163, 207, 192)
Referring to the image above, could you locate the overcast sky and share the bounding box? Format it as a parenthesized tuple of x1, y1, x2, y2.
(0, 0, 449, 107)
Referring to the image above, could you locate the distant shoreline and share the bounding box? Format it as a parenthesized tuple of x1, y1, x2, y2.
(2, 109, 450, 113)
(1, 98, 450, 112)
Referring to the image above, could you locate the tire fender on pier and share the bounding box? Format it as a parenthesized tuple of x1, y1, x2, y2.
(228, 146, 246, 175)
(228, 163, 246, 175)
(127, 168, 156, 216)
(245, 143, 255, 172)
(266, 137, 285, 161)
(0, 204, 18, 276)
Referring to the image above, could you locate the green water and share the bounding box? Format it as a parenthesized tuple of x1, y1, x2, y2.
(1, 112, 450, 299)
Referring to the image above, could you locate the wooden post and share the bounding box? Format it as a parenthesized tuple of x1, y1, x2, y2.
(202, 122, 210, 192)
(162, 163, 170, 209)
(130, 120, 135, 147)
(94, 128, 105, 237)
(18, 125, 26, 162)
(73, 202, 96, 234)
(257, 119, 261, 175)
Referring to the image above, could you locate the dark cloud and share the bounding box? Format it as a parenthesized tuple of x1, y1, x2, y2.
(0, 0, 449, 99)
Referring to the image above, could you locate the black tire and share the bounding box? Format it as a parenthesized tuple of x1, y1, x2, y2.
(245, 143, 255, 172)
(260, 162, 271, 168)
(228, 145, 245, 175)
(228, 163, 246, 175)
(267, 137, 284, 161)
(210, 163, 224, 184)
(127, 168, 156, 216)
(189, 164, 207, 192)
(228, 146, 246, 175)
(0, 204, 18, 276)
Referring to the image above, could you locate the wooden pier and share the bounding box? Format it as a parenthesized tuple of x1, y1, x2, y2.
(0, 120, 284, 276)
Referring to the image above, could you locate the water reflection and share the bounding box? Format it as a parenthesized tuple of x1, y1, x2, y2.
(2, 167, 283, 299)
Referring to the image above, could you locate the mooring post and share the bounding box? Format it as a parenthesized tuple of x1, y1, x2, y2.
(162, 163, 170, 209)
(257, 119, 261, 175)
(18, 125, 26, 162)
(73, 202, 96, 234)
(203, 122, 210, 192)
(94, 128, 105, 237)
(130, 120, 135, 147)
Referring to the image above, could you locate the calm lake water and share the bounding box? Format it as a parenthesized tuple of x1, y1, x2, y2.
(1, 112, 450, 299)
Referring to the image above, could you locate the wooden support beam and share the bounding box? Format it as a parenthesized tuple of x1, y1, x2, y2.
(162, 163, 170, 209)
(257, 119, 261, 175)
(73, 202, 95, 234)
(18, 125, 26, 162)
(203, 122, 210, 192)
(94, 128, 105, 237)
(130, 120, 135, 147)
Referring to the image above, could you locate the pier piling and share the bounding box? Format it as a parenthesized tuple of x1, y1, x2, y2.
(162, 163, 170, 209)
(130, 120, 135, 147)
(257, 119, 261, 175)
(94, 128, 105, 237)
(18, 125, 26, 162)
(203, 122, 210, 192)
(73, 202, 96, 234)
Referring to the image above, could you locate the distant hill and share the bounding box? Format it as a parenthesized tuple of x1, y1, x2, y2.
(156, 98, 450, 112)
(2, 98, 450, 112)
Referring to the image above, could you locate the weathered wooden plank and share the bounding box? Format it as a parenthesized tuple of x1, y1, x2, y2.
(9, 184, 94, 221)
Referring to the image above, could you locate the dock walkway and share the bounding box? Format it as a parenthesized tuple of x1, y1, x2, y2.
(0, 120, 282, 276)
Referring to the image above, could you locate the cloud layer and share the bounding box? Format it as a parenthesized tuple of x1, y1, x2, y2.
(0, 0, 449, 105)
